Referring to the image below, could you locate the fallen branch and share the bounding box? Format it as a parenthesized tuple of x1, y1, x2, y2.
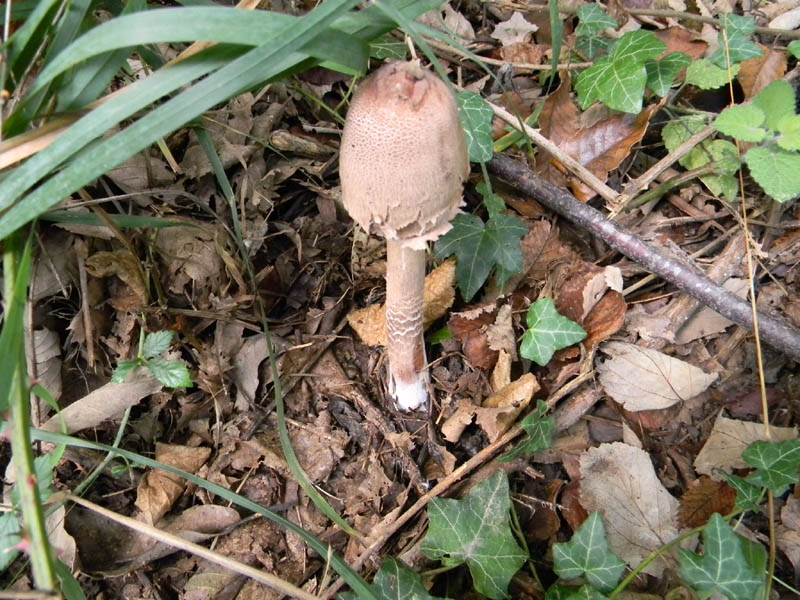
(488, 153, 800, 362)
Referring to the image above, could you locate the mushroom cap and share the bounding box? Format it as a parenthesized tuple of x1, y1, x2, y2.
(339, 60, 469, 250)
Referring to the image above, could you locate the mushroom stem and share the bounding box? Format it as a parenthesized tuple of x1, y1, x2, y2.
(385, 239, 428, 411)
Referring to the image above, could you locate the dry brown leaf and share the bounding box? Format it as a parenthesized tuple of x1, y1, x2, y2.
(678, 476, 736, 528)
(85, 249, 148, 306)
(653, 27, 707, 62)
(737, 44, 787, 100)
(537, 74, 657, 201)
(694, 413, 798, 479)
(675, 278, 749, 344)
(136, 444, 212, 524)
(155, 225, 223, 307)
(491, 349, 512, 392)
(778, 495, 800, 578)
(476, 373, 538, 442)
(582, 291, 627, 348)
(26, 327, 63, 419)
(448, 302, 501, 370)
(499, 42, 547, 65)
(556, 262, 623, 323)
(41, 370, 163, 433)
(579, 442, 686, 576)
(347, 259, 455, 347)
(441, 398, 477, 443)
(597, 341, 718, 411)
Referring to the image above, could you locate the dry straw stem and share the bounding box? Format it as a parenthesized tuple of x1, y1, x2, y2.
(60, 493, 320, 600)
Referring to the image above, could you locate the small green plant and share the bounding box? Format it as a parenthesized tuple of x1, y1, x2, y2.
(500, 399, 554, 462)
(712, 80, 800, 202)
(111, 330, 193, 388)
(520, 298, 587, 366)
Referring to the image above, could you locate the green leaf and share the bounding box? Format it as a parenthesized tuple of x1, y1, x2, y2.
(610, 30, 665, 64)
(421, 471, 527, 599)
(545, 584, 610, 600)
(742, 438, 800, 492)
(500, 400, 554, 462)
(54, 558, 88, 600)
(662, 114, 707, 163)
(719, 471, 763, 513)
(142, 330, 174, 359)
(520, 299, 586, 366)
(575, 34, 611, 60)
(713, 104, 767, 142)
(789, 40, 800, 59)
(476, 181, 505, 219)
(753, 80, 797, 132)
(777, 114, 800, 151)
(711, 33, 762, 68)
(374, 557, 445, 600)
(576, 57, 646, 114)
(684, 59, 738, 89)
(0, 235, 32, 413)
(0, 512, 22, 572)
(111, 360, 141, 384)
(435, 213, 527, 302)
(745, 145, 800, 203)
(457, 91, 494, 163)
(720, 13, 756, 37)
(645, 52, 690, 97)
(369, 35, 408, 60)
(679, 513, 764, 600)
(575, 4, 616, 37)
(145, 358, 193, 388)
(552, 512, 625, 593)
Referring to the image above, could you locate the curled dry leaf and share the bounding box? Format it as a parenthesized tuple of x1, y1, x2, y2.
(556, 262, 623, 323)
(448, 302, 501, 370)
(536, 74, 657, 201)
(85, 249, 148, 307)
(737, 44, 787, 100)
(476, 373, 539, 442)
(347, 259, 456, 347)
(579, 442, 686, 576)
(597, 341, 718, 411)
(693, 413, 798, 480)
(581, 291, 626, 349)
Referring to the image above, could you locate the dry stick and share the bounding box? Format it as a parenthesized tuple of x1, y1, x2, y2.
(488, 153, 800, 361)
(61, 493, 320, 600)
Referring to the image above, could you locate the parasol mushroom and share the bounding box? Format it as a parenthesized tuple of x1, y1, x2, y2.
(339, 60, 469, 410)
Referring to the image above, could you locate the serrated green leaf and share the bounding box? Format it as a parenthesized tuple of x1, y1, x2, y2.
(520, 299, 586, 366)
(679, 513, 764, 600)
(752, 80, 796, 131)
(576, 57, 646, 113)
(500, 400, 554, 462)
(111, 359, 140, 384)
(743, 438, 800, 492)
(789, 40, 800, 59)
(0, 512, 22, 572)
(777, 114, 800, 151)
(719, 471, 763, 512)
(711, 33, 762, 68)
(713, 104, 766, 142)
(142, 330, 174, 359)
(145, 358, 193, 388)
(457, 91, 494, 163)
(684, 59, 738, 89)
(575, 4, 616, 37)
(645, 52, 690, 97)
(662, 114, 707, 160)
(745, 145, 800, 203)
(552, 512, 625, 593)
(610, 30, 665, 64)
(435, 213, 526, 302)
(421, 471, 527, 599)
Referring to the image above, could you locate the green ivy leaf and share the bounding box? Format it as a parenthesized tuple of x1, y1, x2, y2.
(145, 357, 193, 388)
(457, 91, 494, 163)
(719, 471, 763, 513)
(720, 13, 756, 37)
(343, 557, 444, 600)
(553, 512, 625, 593)
(142, 330, 174, 359)
(576, 34, 611, 60)
(742, 438, 800, 492)
(520, 299, 586, 366)
(576, 58, 646, 113)
(711, 33, 762, 68)
(476, 180, 505, 219)
(435, 213, 527, 302)
(777, 114, 800, 151)
(684, 59, 738, 89)
(545, 584, 610, 600)
(645, 52, 690, 97)
(745, 145, 800, 203)
(609, 30, 666, 64)
(369, 35, 408, 60)
(111, 359, 140, 383)
(679, 513, 764, 600)
(500, 400, 554, 462)
(789, 40, 800, 59)
(752, 79, 796, 131)
(575, 4, 616, 37)
(713, 104, 767, 142)
(421, 471, 527, 599)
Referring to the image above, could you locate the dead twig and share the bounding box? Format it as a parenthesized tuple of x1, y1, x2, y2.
(488, 153, 800, 362)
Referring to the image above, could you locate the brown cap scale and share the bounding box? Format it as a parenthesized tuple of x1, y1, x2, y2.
(340, 60, 469, 410)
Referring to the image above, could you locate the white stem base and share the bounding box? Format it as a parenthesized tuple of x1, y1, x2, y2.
(389, 373, 428, 411)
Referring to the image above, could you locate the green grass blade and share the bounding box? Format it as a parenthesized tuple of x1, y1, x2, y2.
(30, 430, 379, 600)
(40, 211, 185, 229)
(4, 0, 60, 76)
(0, 232, 32, 412)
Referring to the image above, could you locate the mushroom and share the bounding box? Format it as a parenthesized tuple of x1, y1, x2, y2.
(339, 60, 469, 411)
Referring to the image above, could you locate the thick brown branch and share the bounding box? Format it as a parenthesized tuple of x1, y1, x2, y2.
(488, 153, 800, 362)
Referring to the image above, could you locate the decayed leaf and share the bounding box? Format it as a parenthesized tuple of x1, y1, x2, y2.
(155, 225, 223, 307)
(581, 291, 627, 349)
(491, 11, 538, 46)
(556, 262, 623, 323)
(653, 27, 708, 63)
(678, 476, 737, 528)
(597, 341, 718, 411)
(85, 249, 148, 306)
(675, 278, 749, 344)
(26, 327, 63, 415)
(579, 442, 685, 576)
(737, 44, 787, 100)
(40, 369, 163, 433)
(476, 373, 538, 442)
(693, 413, 798, 480)
(777, 495, 800, 576)
(348, 259, 456, 347)
(441, 398, 478, 443)
(448, 302, 501, 370)
(499, 42, 547, 65)
(537, 74, 657, 201)
(136, 443, 212, 524)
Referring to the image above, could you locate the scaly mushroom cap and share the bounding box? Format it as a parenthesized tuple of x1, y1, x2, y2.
(339, 60, 469, 250)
